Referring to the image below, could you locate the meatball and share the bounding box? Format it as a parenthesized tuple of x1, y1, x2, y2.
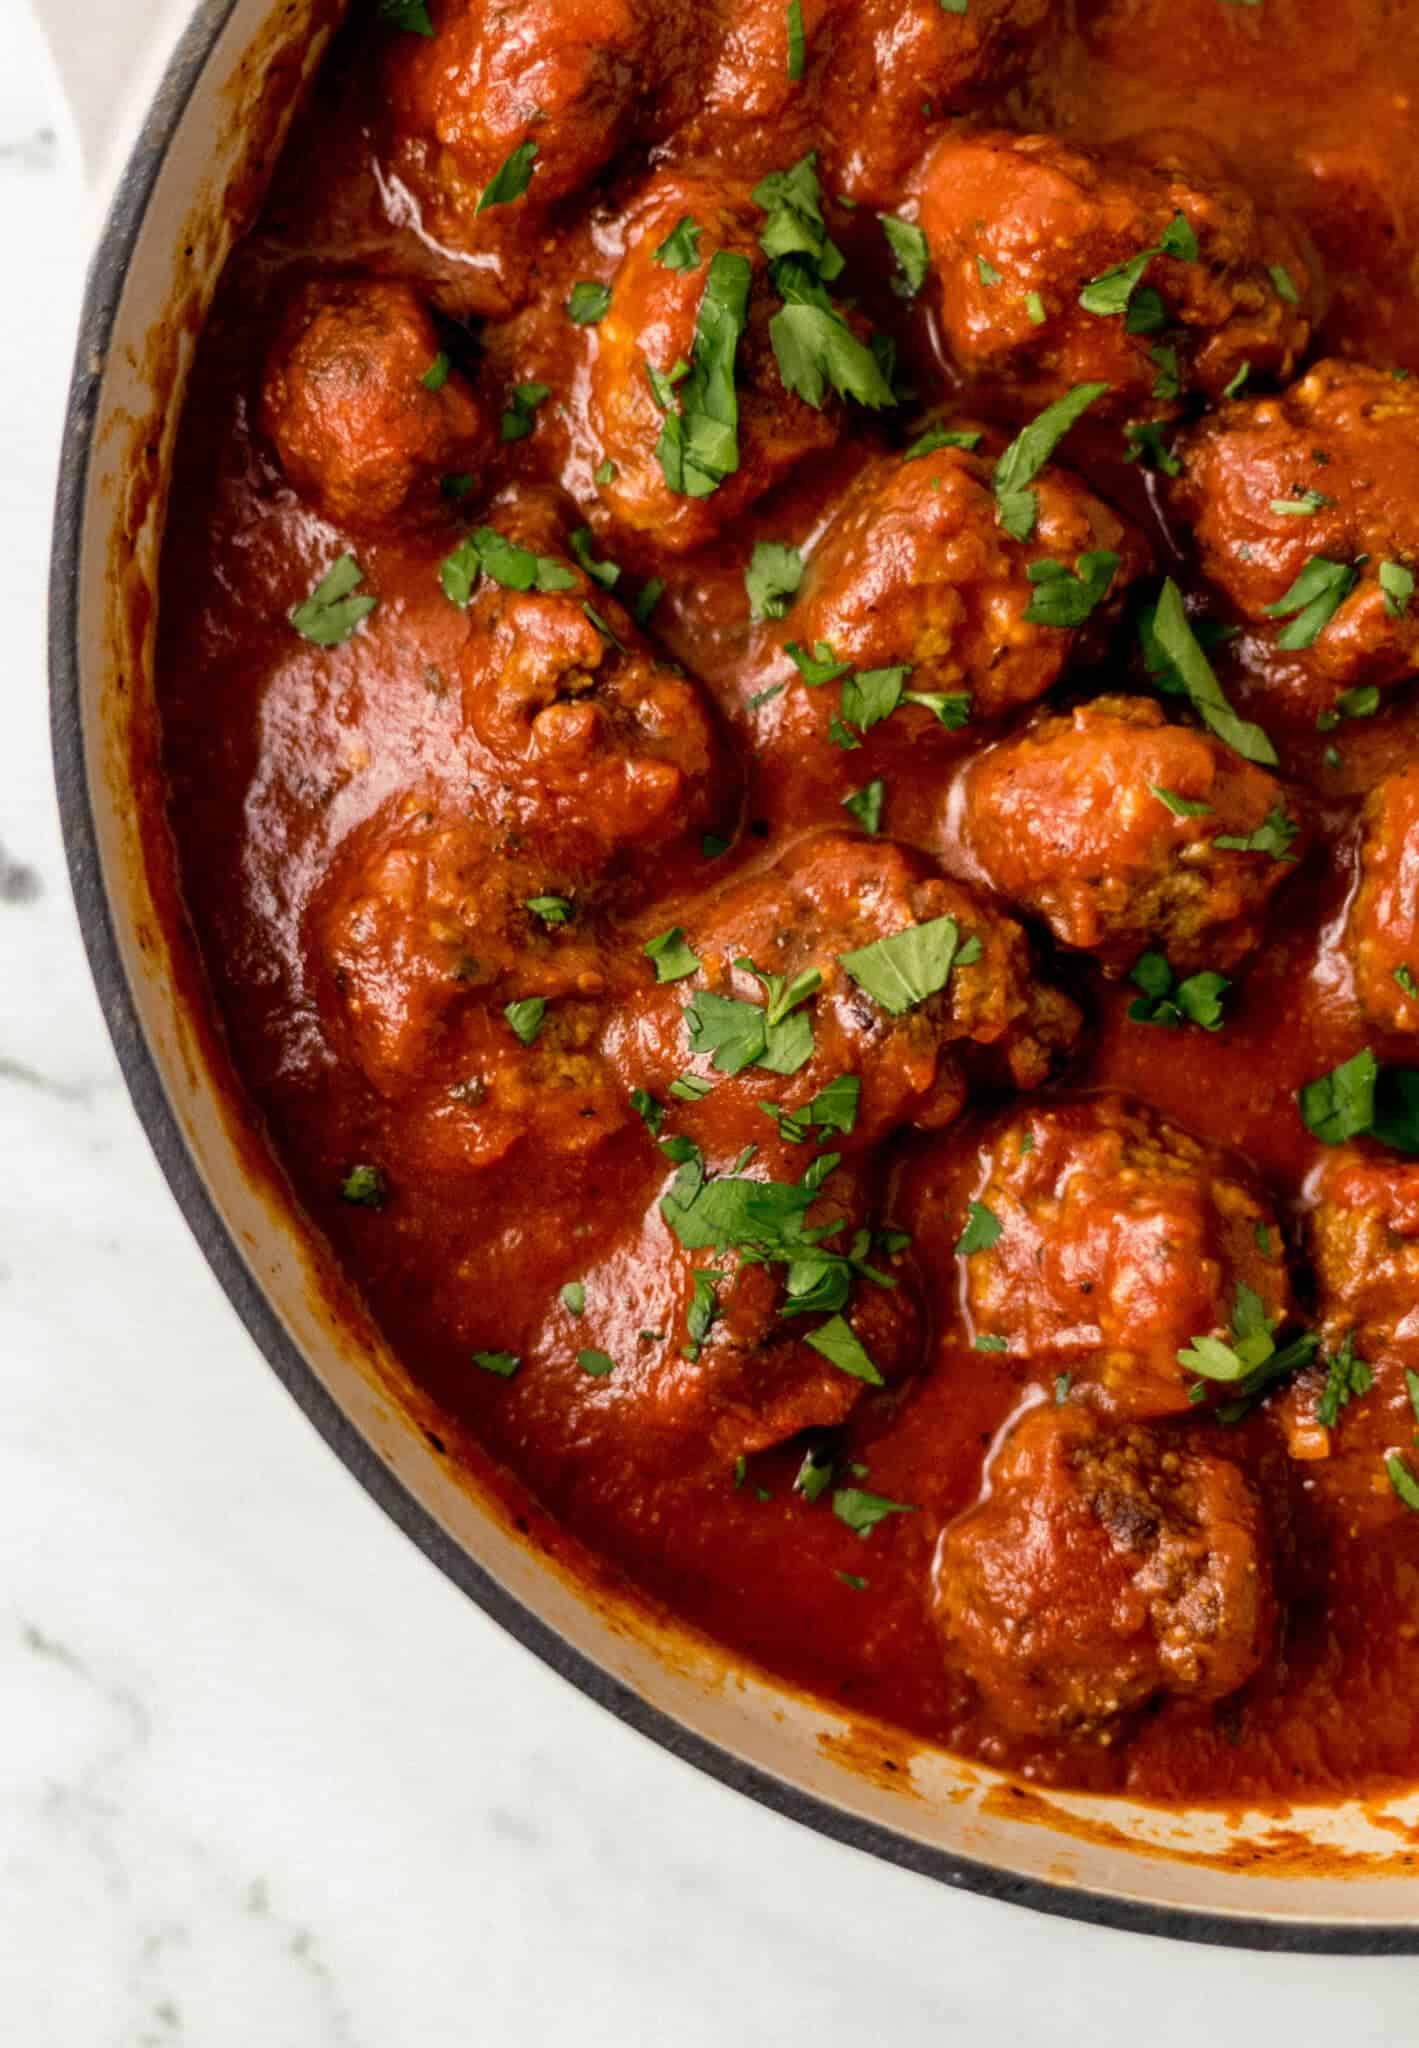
(913, 129, 1313, 416)
(788, 441, 1148, 732)
(584, 169, 839, 555)
(1174, 362, 1419, 704)
(546, 1165, 922, 1466)
(677, 0, 1051, 205)
(1309, 1149, 1419, 1370)
(604, 830, 1081, 1164)
(961, 697, 1307, 974)
(908, 1095, 1290, 1418)
(261, 278, 492, 532)
(933, 1404, 1275, 1736)
(383, 0, 649, 221)
(309, 795, 620, 1100)
(455, 490, 727, 860)
(1346, 766, 1419, 1034)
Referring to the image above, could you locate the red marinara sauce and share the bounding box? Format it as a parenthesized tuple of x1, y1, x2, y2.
(157, 0, 1419, 1801)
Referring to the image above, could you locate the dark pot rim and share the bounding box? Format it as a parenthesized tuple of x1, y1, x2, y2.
(45, 0, 1419, 1956)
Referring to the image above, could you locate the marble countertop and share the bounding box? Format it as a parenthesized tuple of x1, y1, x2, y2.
(6, 4, 1419, 2037)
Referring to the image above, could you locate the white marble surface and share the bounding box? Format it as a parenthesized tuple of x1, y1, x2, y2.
(6, 3, 1419, 2037)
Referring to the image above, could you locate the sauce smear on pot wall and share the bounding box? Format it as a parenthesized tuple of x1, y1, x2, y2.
(157, 0, 1419, 1801)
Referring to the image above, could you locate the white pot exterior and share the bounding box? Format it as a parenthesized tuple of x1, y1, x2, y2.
(47, 0, 1419, 1947)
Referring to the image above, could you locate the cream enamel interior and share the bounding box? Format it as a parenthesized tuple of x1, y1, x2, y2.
(59, 0, 1419, 1939)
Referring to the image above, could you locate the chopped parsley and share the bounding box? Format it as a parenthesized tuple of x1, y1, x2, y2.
(566, 280, 613, 324)
(1315, 1331, 1373, 1429)
(500, 380, 550, 442)
(832, 1487, 915, 1536)
(902, 424, 983, 461)
(1270, 490, 1332, 517)
(955, 1200, 1001, 1257)
(1213, 807, 1300, 859)
(794, 1446, 835, 1502)
(560, 1281, 586, 1317)
(290, 554, 376, 645)
(786, 0, 806, 77)
(1150, 784, 1212, 819)
(1381, 560, 1415, 619)
(569, 527, 620, 589)
(1125, 421, 1182, 476)
(974, 1333, 1009, 1353)
(656, 249, 753, 497)
(340, 1163, 386, 1208)
(1388, 1454, 1419, 1512)
(652, 215, 704, 272)
(1317, 683, 1381, 732)
(476, 139, 539, 213)
(378, 0, 433, 31)
(842, 777, 885, 835)
(472, 1349, 521, 1378)
(685, 964, 820, 1075)
(630, 1089, 666, 1137)
(440, 527, 576, 604)
(1078, 211, 1196, 319)
(1395, 965, 1419, 1001)
(1270, 263, 1301, 305)
(644, 927, 701, 983)
(525, 894, 572, 925)
(993, 383, 1110, 541)
(1298, 1048, 1419, 1153)
(761, 1072, 861, 1144)
(420, 351, 451, 392)
(1128, 949, 1229, 1032)
(756, 155, 895, 413)
(804, 1314, 884, 1384)
(577, 1348, 616, 1378)
(1021, 550, 1121, 628)
(840, 916, 979, 1016)
(504, 997, 547, 1045)
(1264, 555, 1360, 651)
(745, 540, 804, 621)
(882, 215, 930, 299)
(1146, 577, 1278, 765)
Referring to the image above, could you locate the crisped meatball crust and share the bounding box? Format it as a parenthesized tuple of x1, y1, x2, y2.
(961, 696, 1308, 973)
(934, 1404, 1275, 1735)
(913, 128, 1313, 415)
(604, 829, 1081, 1163)
(262, 278, 492, 532)
(789, 440, 1149, 731)
(1173, 361, 1419, 703)
(908, 1094, 1290, 1418)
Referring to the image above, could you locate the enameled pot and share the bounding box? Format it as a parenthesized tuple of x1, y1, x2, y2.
(46, 0, 1419, 1949)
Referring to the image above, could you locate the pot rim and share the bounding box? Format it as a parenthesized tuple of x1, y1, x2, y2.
(44, 0, 1419, 1955)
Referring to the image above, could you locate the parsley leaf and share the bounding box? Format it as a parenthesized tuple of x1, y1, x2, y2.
(652, 215, 703, 272)
(955, 1200, 1001, 1256)
(577, 1349, 616, 1377)
(656, 250, 753, 498)
(1021, 550, 1121, 627)
(993, 383, 1109, 540)
(1315, 1331, 1373, 1428)
(842, 778, 885, 835)
(569, 526, 620, 589)
(804, 1314, 884, 1384)
(525, 894, 572, 925)
(745, 540, 804, 621)
(1149, 784, 1212, 819)
(882, 215, 930, 299)
(504, 998, 547, 1045)
(1264, 555, 1361, 651)
(566, 281, 612, 325)
(1388, 1455, 1419, 1512)
(472, 1349, 520, 1377)
(832, 1487, 915, 1536)
(290, 554, 376, 645)
(902, 424, 983, 461)
(440, 527, 576, 604)
(500, 380, 550, 442)
(1147, 577, 1278, 765)
(378, 0, 433, 33)
(644, 928, 701, 983)
(477, 139, 538, 213)
(340, 1163, 386, 1208)
(1127, 949, 1229, 1032)
(420, 351, 451, 392)
(1381, 560, 1415, 619)
(840, 916, 970, 1015)
(786, 0, 806, 77)
(1213, 807, 1300, 859)
(1298, 1049, 1419, 1153)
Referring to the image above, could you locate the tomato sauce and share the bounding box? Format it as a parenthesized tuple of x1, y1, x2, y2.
(156, 0, 1419, 1801)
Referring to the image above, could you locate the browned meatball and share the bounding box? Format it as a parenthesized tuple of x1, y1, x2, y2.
(1174, 362, 1419, 706)
(454, 490, 728, 860)
(261, 278, 492, 532)
(961, 697, 1308, 974)
(1345, 765, 1419, 1033)
(933, 1404, 1275, 1736)
(603, 830, 1081, 1166)
(584, 169, 839, 555)
(539, 1162, 922, 1466)
(905, 1095, 1290, 1418)
(384, 0, 649, 221)
(309, 796, 619, 1096)
(1309, 1149, 1419, 1370)
(787, 441, 1149, 734)
(676, 0, 1051, 204)
(913, 129, 1313, 416)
